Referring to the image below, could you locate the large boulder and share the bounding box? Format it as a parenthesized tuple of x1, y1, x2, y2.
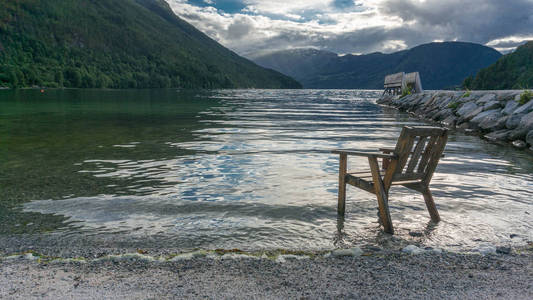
(479, 115, 507, 131)
(484, 130, 511, 142)
(476, 93, 496, 105)
(513, 100, 533, 115)
(506, 113, 525, 129)
(483, 100, 501, 111)
(518, 111, 533, 131)
(526, 130, 533, 147)
(457, 102, 478, 117)
(502, 100, 519, 115)
(471, 109, 501, 125)
(508, 111, 533, 140)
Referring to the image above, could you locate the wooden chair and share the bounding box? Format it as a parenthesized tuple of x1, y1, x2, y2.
(332, 126, 448, 234)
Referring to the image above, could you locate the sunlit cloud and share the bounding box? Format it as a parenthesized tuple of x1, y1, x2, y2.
(165, 0, 533, 56)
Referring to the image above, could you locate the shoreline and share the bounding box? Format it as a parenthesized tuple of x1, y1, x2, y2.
(377, 90, 533, 152)
(1, 246, 532, 299)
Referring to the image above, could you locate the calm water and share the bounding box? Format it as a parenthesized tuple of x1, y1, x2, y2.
(1, 89, 532, 251)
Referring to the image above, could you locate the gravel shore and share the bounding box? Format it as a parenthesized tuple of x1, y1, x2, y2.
(1, 248, 532, 299)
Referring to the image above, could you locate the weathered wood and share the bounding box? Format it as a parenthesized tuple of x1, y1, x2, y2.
(384, 72, 404, 87)
(423, 132, 448, 184)
(406, 136, 427, 173)
(369, 157, 393, 234)
(333, 125, 448, 234)
(422, 188, 440, 222)
(404, 72, 423, 93)
(345, 174, 375, 194)
(417, 135, 439, 173)
(338, 153, 347, 216)
(392, 172, 425, 182)
(331, 150, 397, 159)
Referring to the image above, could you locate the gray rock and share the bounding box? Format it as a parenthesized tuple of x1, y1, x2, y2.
(512, 99, 533, 115)
(476, 93, 496, 105)
(442, 116, 457, 127)
(508, 128, 528, 141)
(517, 111, 533, 131)
(457, 102, 478, 117)
(331, 247, 363, 257)
(479, 114, 506, 131)
(496, 246, 511, 255)
(463, 106, 484, 122)
(402, 245, 425, 255)
(433, 108, 453, 121)
(471, 109, 501, 125)
(484, 130, 511, 142)
(483, 100, 501, 111)
(505, 113, 525, 130)
(512, 140, 527, 149)
(526, 130, 533, 146)
(502, 100, 519, 115)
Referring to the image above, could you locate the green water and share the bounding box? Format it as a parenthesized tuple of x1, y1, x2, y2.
(1, 89, 532, 251)
(1, 89, 215, 234)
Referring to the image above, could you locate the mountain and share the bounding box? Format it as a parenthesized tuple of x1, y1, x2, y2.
(252, 42, 501, 89)
(0, 0, 301, 89)
(463, 41, 533, 90)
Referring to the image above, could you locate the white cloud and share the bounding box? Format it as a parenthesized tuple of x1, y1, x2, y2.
(164, 0, 533, 56)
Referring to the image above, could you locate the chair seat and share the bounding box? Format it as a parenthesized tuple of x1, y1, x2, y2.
(346, 172, 425, 195)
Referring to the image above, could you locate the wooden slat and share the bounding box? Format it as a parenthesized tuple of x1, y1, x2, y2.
(395, 135, 416, 175)
(369, 157, 394, 234)
(331, 150, 397, 159)
(423, 132, 448, 184)
(338, 153, 347, 216)
(417, 135, 438, 173)
(345, 174, 375, 194)
(392, 172, 425, 182)
(406, 136, 427, 173)
(404, 126, 447, 137)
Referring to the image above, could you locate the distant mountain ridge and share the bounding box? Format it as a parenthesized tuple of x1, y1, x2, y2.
(464, 41, 533, 90)
(253, 42, 502, 89)
(0, 0, 301, 89)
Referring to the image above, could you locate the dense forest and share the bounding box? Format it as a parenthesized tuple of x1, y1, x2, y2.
(463, 41, 533, 90)
(0, 0, 301, 89)
(253, 42, 502, 89)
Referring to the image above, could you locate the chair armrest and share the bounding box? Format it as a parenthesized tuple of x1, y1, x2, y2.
(331, 150, 398, 159)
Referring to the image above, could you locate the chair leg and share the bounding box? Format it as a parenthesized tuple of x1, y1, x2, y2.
(422, 188, 440, 222)
(368, 157, 394, 234)
(338, 153, 347, 216)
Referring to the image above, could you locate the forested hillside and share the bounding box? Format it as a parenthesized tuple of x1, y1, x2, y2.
(0, 0, 301, 89)
(463, 41, 533, 90)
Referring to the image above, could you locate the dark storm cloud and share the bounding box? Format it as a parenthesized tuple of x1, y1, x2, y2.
(167, 0, 533, 55)
(379, 0, 533, 43)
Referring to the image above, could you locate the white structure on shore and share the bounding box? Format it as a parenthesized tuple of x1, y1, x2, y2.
(383, 72, 423, 95)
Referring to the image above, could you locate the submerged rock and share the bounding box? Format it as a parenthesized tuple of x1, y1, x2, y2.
(484, 130, 511, 142)
(402, 245, 425, 255)
(331, 247, 363, 257)
(512, 140, 527, 149)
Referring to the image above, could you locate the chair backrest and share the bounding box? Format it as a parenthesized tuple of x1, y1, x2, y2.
(388, 126, 448, 184)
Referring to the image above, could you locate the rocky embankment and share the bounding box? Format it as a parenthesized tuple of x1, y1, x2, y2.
(377, 90, 533, 150)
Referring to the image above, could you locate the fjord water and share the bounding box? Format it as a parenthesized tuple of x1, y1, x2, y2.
(1, 89, 532, 252)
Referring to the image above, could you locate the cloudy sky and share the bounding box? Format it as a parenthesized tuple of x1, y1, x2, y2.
(165, 0, 533, 57)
